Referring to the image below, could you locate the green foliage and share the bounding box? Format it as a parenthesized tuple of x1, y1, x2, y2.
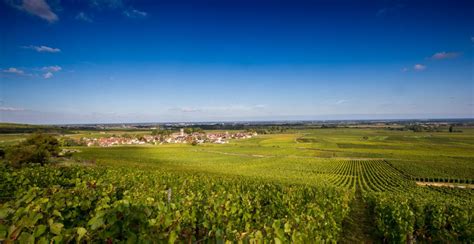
(247, 126, 287, 134)
(151, 129, 174, 137)
(404, 124, 444, 132)
(365, 191, 473, 242)
(23, 133, 60, 157)
(183, 127, 204, 134)
(0, 165, 352, 242)
(60, 138, 84, 147)
(0, 123, 71, 134)
(4, 133, 60, 167)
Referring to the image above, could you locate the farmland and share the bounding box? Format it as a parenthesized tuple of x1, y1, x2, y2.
(1, 126, 473, 242)
(74, 128, 474, 181)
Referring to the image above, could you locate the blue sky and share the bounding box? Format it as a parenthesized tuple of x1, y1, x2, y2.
(1, 0, 473, 124)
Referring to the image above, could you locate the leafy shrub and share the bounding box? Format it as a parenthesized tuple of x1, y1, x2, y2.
(5, 133, 60, 167)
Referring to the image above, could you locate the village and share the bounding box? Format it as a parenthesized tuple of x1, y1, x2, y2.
(81, 129, 257, 147)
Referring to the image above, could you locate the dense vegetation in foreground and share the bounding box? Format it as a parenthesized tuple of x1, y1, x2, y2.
(0, 125, 473, 242)
(1, 164, 472, 243)
(1, 165, 353, 242)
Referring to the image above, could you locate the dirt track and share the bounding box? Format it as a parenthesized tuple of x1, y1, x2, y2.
(416, 182, 474, 189)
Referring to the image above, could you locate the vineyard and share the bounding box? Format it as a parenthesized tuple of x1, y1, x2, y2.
(321, 159, 414, 192)
(1, 128, 473, 242)
(0, 165, 353, 242)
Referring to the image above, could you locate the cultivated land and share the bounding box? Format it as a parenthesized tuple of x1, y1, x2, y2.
(1, 126, 473, 242)
(75, 128, 474, 181)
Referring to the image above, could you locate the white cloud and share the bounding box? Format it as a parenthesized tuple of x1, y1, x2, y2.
(43, 72, 53, 79)
(123, 8, 147, 18)
(76, 12, 93, 22)
(0, 106, 26, 112)
(3, 66, 62, 78)
(413, 64, 426, 71)
(3, 67, 25, 75)
(41, 65, 61, 79)
(42, 65, 62, 72)
(401, 67, 409, 72)
(335, 99, 348, 105)
(431, 51, 461, 60)
(12, 0, 59, 23)
(24, 45, 60, 53)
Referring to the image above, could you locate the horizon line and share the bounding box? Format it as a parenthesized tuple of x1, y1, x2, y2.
(2, 117, 473, 126)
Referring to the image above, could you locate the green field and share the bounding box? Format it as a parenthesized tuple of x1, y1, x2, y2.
(75, 128, 474, 181)
(1, 127, 473, 242)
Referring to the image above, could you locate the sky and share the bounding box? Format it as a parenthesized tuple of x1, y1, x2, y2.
(0, 0, 473, 124)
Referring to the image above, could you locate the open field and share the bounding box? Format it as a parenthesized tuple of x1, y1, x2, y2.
(74, 128, 474, 181)
(1, 127, 473, 242)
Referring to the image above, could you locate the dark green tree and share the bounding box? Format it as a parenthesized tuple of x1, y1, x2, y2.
(23, 133, 60, 157)
(5, 133, 60, 167)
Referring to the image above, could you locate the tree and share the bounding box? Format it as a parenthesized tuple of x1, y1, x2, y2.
(449, 125, 453, 133)
(61, 138, 83, 147)
(153, 129, 174, 142)
(23, 133, 60, 157)
(193, 127, 204, 133)
(5, 133, 60, 167)
(6, 145, 49, 167)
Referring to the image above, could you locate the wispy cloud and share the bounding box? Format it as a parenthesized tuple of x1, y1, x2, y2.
(376, 4, 404, 17)
(123, 8, 148, 18)
(89, 0, 124, 9)
(0, 106, 26, 112)
(8, 0, 59, 23)
(3, 66, 62, 78)
(170, 104, 266, 113)
(471, 37, 474, 43)
(210, 104, 266, 112)
(171, 107, 202, 113)
(335, 99, 348, 105)
(42, 65, 62, 72)
(43, 72, 53, 79)
(41, 65, 61, 79)
(413, 64, 426, 71)
(85, 0, 147, 19)
(23, 45, 61, 53)
(76, 12, 93, 22)
(401, 67, 409, 72)
(3, 67, 25, 75)
(431, 51, 461, 60)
